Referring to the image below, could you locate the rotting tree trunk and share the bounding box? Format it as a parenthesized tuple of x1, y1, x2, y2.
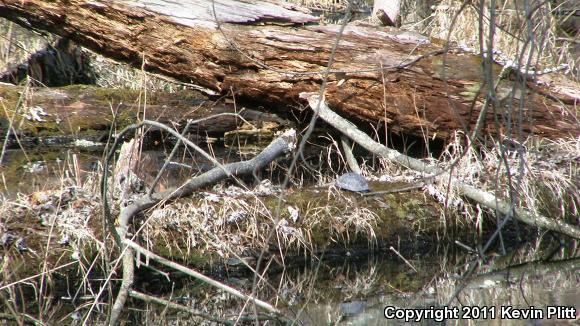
(372, 0, 401, 27)
(0, 84, 290, 147)
(0, 0, 578, 141)
(0, 38, 96, 87)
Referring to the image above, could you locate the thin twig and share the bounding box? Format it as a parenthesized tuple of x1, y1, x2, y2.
(129, 291, 235, 325)
(125, 239, 280, 314)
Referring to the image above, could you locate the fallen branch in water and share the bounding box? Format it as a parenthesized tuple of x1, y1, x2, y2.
(128, 289, 289, 325)
(363, 182, 428, 196)
(300, 92, 580, 240)
(101, 119, 229, 247)
(126, 239, 280, 314)
(102, 124, 296, 325)
(128, 290, 234, 325)
(114, 128, 297, 240)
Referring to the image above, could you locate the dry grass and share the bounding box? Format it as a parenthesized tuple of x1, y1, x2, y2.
(423, 0, 578, 79)
(0, 168, 103, 245)
(1, 2, 578, 323)
(139, 180, 380, 261)
(90, 52, 184, 92)
(432, 132, 580, 223)
(0, 164, 109, 323)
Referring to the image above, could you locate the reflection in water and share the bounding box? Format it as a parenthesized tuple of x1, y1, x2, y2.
(1, 149, 102, 197)
(296, 254, 579, 325)
(132, 244, 578, 325)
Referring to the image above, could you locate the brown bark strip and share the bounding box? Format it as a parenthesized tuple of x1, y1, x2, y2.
(1, 0, 578, 140)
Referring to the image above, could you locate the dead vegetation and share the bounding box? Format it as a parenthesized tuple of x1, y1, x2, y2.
(1, 0, 579, 324)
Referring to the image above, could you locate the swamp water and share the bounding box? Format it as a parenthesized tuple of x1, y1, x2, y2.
(0, 146, 578, 325)
(124, 244, 579, 325)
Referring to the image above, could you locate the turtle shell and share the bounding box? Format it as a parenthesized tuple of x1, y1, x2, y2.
(335, 172, 370, 192)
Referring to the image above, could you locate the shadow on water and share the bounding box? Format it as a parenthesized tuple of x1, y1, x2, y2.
(2, 237, 577, 324)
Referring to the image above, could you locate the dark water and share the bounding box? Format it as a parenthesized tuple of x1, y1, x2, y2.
(0, 145, 215, 198)
(130, 245, 579, 325)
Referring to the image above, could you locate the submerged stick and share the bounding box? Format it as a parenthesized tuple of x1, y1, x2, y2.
(129, 291, 234, 325)
(108, 129, 296, 325)
(300, 92, 580, 240)
(126, 240, 280, 314)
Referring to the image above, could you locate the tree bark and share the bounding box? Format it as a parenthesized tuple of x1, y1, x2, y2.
(0, 84, 290, 147)
(0, 38, 96, 86)
(1, 0, 578, 140)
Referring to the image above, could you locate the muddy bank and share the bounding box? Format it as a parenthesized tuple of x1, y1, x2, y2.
(4, 175, 569, 325)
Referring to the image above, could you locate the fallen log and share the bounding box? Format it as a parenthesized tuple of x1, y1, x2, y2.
(1, 0, 578, 140)
(0, 84, 290, 147)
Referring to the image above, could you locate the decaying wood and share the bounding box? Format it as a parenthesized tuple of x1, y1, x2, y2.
(301, 92, 580, 240)
(373, 0, 401, 27)
(0, 38, 96, 87)
(1, 0, 578, 140)
(0, 84, 290, 147)
(341, 136, 361, 173)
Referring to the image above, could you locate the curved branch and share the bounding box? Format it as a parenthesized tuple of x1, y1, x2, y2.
(101, 119, 230, 247)
(107, 128, 296, 325)
(116, 129, 296, 232)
